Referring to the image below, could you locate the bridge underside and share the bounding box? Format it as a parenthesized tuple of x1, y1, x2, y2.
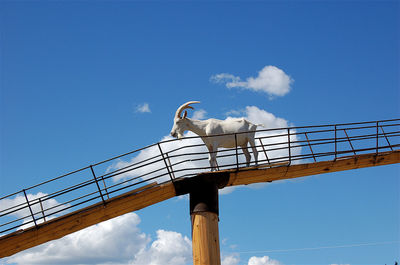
(1, 150, 399, 258)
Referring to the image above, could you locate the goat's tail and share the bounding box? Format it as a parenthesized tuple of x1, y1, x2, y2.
(255, 123, 265, 128)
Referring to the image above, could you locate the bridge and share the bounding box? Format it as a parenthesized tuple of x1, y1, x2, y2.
(1, 119, 399, 263)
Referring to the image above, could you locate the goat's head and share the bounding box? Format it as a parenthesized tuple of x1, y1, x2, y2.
(170, 101, 200, 139)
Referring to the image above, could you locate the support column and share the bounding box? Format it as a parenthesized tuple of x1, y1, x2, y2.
(190, 181, 221, 265)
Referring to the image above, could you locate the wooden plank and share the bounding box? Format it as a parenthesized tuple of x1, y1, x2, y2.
(1, 150, 398, 258)
(0, 181, 176, 258)
(191, 212, 221, 265)
(226, 150, 400, 187)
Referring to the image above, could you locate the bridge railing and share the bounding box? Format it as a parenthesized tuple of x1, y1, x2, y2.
(1, 119, 399, 236)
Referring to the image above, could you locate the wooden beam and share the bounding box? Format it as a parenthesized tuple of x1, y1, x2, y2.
(226, 150, 400, 187)
(191, 212, 221, 265)
(1, 150, 398, 258)
(0, 182, 176, 258)
(190, 181, 221, 265)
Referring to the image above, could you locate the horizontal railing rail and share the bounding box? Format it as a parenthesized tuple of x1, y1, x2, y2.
(0, 119, 399, 235)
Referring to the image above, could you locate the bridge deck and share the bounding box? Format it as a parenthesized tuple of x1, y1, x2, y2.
(1, 150, 398, 258)
(1, 119, 399, 257)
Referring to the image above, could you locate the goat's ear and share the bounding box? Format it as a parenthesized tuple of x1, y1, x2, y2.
(183, 110, 188, 119)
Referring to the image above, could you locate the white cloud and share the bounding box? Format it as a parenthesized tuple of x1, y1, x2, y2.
(131, 229, 192, 265)
(248, 255, 282, 265)
(136, 103, 151, 113)
(222, 253, 283, 265)
(219, 185, 237, 195)
(3, 194, 285, 265)
(5, 213, 191, 265)
(192, 109, 207, 120)
(210, 73, 241, 85)
(5, 206, 288, 265)
(211, 66, 293, 98)
(0, 192, 70, 231)
(239, 106, 290, 129)
(0, 192, 61, 219)
(225, 109, 242, 117)
(222, 253, 240, 265)
(6, 212, 150, 265)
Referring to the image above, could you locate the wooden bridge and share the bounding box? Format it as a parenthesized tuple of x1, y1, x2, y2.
(1, 119, 399, 264)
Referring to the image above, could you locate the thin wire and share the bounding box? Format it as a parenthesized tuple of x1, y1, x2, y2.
(236, 240, 400, 254)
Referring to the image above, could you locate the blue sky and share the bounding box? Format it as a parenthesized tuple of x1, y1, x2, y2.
(1, 1, 399, 265)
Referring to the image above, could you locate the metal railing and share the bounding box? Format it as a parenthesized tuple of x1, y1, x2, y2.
(0, 119, 399, 235)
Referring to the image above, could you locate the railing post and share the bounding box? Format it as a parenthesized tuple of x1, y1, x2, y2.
(165, 152, 176, 179)
(259, 138, 271, 165)
(23, 189, 38, 229)
(101, 176, 110, 200)
(39, 198, 46, 222)
(334, 125, 337, 160)
(343, 129, 356, 155)
(234, 133, 239, 170)
(380, 125, 393, 151)
(90, 165, 106, 205)
(158, 143, 175, 182)
(304, 132, 316, 162)
(376, 121, 379, 154)
(287, 128, 291, 164)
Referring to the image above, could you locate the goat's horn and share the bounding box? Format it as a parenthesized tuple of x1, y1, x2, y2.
(175, 101, 200, 118)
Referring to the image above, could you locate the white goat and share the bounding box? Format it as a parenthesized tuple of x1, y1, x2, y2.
(170, 101, 261, 171)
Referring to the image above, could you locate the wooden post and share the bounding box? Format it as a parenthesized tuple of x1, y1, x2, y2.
(190, 181, 221, 265)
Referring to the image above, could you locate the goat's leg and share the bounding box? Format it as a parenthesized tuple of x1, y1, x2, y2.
(211, 144, 219, 171)
(207, 146, 214, 171)
(249, 139, 258, 166)
(241, 146, 251, 167)
(207, 145, 218, 171)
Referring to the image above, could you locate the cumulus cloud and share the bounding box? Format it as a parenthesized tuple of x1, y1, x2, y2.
(211, 73, 241, 86)
(192, 109, 207, 120)
(6, 213, 149, 265)
(0, 192, 69, 231)
(5, 213, 192, 265)
(3, 194, 284, 265)
(211, 66, 293, 98)
(0, 192, 60, 219)
(222, 254, 283, 265)
(5, 204, 286, 265)
(248, 255, 282, 265)
(136, 103, 151, 113)
(237, 106, 290, 129)
(131, 229, 192, 265)
(222, 253, 240, 265)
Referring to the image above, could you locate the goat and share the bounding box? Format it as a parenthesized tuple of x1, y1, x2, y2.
(170, 101, 261, 171)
